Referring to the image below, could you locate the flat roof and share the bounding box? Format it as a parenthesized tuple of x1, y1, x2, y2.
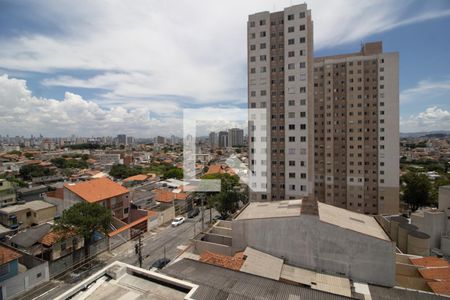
(0, 200, 55, 214)
(55, 262, 198, 300)
(235, 199, 302, 220)
(318, 202, 390, 241)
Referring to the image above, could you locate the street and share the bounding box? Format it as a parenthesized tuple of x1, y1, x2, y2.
(21, 209, 215, 300)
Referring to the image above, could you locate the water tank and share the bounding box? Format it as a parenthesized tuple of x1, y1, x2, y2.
(389, 216, 408, 242)
(407, 230, 430, 256)
(398, 223, 418, 253)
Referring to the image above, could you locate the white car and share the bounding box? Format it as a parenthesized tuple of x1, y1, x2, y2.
(171, 216, 185, 227)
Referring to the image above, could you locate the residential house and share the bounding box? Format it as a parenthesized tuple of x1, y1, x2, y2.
(0, 245, 22, 282)
(39, 230, 84, 261)
(64, 178, 130, 221)
(0, 179, 16, 208)
(0, 201, 56, 229)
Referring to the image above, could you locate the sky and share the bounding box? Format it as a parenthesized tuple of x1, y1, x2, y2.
(0, 0, 449, 137)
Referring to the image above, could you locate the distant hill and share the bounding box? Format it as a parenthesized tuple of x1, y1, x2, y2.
(400, 131, 450, 138)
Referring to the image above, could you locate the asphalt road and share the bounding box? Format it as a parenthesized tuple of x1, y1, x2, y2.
(21, 209, 216, 300)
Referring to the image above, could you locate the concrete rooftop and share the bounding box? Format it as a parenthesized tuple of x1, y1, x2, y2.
(235, 199, 302, 220)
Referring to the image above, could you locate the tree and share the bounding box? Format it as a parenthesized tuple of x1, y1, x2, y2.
(402, 172, 432, 211)
(55, 202, 112, 257)
(19, 164, 54, 180)
(109, 164, 142, 179)
(163, 168, 183, 180)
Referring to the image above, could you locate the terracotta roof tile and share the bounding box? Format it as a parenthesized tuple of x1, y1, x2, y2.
(200, 251, 245, 271)
(40, 230, 77, 247)
(153, 189, 175, 203)
(206, 164, 224, 175)
(428, 281, 450, 296)
(64, 178, 129, 203)
(410, 257, 450, 268)
(123, 174, 148, 182)
(0, 245, 22, 265)
(418, 267, 450, 281)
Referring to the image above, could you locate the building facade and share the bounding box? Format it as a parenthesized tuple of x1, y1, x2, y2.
(228, 128, 244, 147)
(248, 4, 314, 201)
(313, 42, 399, 214)
(0, 179, 16, 208)
(218, 131, 229, 148)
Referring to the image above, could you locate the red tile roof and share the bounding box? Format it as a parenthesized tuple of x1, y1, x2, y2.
(428, 281, 450, 296)
(200, 251, 245, 271)
(64, 178, 129, 203)
(123, 174, 148, 182)
(153, 189, 188, 203)
(40, 230, 77, 247)
(0, 245, 22, 265)
(418, 267, 450, 281)
(410, 257, 450, 268)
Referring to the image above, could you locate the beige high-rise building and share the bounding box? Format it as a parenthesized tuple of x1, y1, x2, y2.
(313, 42, 399, 215)
(248, 4, 314, 201)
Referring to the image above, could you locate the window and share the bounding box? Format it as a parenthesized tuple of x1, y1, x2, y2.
(260, 90, 267, 96)
(250, 21, 255, 27)
(259, 19, 266, 26)
(288, 14, 294, 20)
(288, 38, 295, 45)
(260, 55, 266, 61)
(260, 31, 266, 37)
(289, 173, 296, 178)
(288, 51, 295, 57)
(289, 161, 295, 166)
(288, 100, 295, 106)
(288, 63, 295, 70)
(289, 124, 295, 130)
(124, 207, 129, 214)
(299, 12, 305, 18)
(250, 45, 256, 50)
(250, 56, 255, 62)
(299, 24, 305, 31)
(299, 37, 305, 43)
(288, 75, 295, 81)
(299, 62, 306, 68)
(260, 43, 266, 49)
(288, 26, 294, 33)
(289, 184, 296, 191)
(289, 136, 295, 142)
(250, 68, 256, 74)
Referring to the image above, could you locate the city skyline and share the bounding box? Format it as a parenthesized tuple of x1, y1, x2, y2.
(0, 0, 450, 137)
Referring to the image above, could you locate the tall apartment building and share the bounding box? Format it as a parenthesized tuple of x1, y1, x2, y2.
(228, 128, 244, 147)
(313, 42, 399, 215)
(209, 132, 218, 149)
(248, 4, 314, 201)
(218, 131, 229, 148)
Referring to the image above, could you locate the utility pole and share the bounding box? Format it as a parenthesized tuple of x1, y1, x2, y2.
(201, 193, 205, 232)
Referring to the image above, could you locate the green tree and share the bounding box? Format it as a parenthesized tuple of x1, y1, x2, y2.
(109, 164, 142, 179)
(163, 168, 183, 180)
(19, 164, 54, 180)
(55, 202, 112, 257)
(402, 172, 432, 211)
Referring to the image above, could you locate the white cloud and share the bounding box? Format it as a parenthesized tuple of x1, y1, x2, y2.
(0, 0, 449, 106)
(401, 78, 450, 104)
(0, 74, 182, 137)
(401, 106, 450, 132)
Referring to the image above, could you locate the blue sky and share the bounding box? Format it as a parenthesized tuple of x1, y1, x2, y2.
(0, 0, 449, 137)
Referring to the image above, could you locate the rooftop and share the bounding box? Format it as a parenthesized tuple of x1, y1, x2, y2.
(318, 202, 390, 241)
(235, 199, 302, 220)
(123, 174, 148, 182)
(0, 200, 55, 214)
(0, 245, 22, 265)
(64, 178, 129, 203)
(55, 261, 198, 300)
(410, 256, 450, 268)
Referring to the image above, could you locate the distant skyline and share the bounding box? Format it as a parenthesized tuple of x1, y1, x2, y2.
(0, 0, 450, 137)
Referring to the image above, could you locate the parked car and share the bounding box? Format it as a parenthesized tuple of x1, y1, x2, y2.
(187, 207, 200, 218)
(151, 258, 170, 269)
(171, 216, 185, 226)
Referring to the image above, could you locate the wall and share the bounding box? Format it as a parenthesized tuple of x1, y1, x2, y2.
(0, 260, 18, 282)
(1, 261, 49, 300)
(193, 237, 234, 257)
(232, 215, 396, 287)
(157, 206, 175, 226)
(33, 206, 57, 225)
